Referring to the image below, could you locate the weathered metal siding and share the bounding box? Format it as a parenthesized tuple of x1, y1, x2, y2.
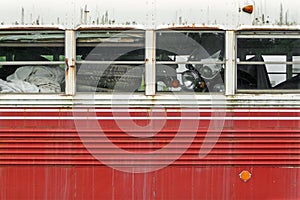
(0, 104, 299, 199)
(0, 166, 299, 200)
(0, 107, 300, 165)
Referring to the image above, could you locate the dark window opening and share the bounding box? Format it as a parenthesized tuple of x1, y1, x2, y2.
(76, 29, 145, 92)
(155, 30, 225, 93)
(0, 30, 65, 93)
(237, 34, 300, 90)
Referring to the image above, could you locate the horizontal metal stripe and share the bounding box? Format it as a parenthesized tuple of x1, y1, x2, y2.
(0, 138, 299, 143)
(0, 148, 299, 152)
(0, 61, 65, 65)
(0, 161, 299, 166)
(0, 130, 298, 138)
(156, 61, 225, 65)
(237, 61, 300, 65)
(0, 160, 299, 167)
(0, 108, 300, 113)
(0, 95, 300, 108)
(0, 103, 300, 108)
(236, 34, 300, 39)
(1, 161, 300, 166)
(1, 144, 300, 149)
(0, 134, 299, 138)
(0, 156, 299, 164)
(0, 116, 300, 120)
(76, 61, 145, 65)
(0, 124, 299, 166)
(1, 148, 299, 153)
(0, 155, 299, 160)
(0, 129, 299, 133)
(0, 144, 299, 149)
(0, 129, 300, 134)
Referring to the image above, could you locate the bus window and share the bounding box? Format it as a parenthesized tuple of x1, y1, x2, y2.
(155, 30, 225, 93)
(0, 30, 65, 93)
(76, 29, 145, 92)
(237, 32, 300, 91)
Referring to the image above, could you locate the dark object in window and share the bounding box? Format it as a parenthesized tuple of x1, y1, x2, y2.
(237, 56, 271, 89)
(273, 74, 300, 89)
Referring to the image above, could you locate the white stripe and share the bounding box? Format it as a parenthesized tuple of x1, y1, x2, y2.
(0, 108, 300, 113)
(0, 116, 299, 120)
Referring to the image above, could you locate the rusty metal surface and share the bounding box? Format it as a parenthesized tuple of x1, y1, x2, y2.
(156, 24, 224, 31)
(0, 166, 299, 199)
(75, 25, 145, 31)
(0, 25, 65, 30)
(237, 25, 300, 31)
(0, 24, 300, 32)
(0, 22, 299, 199)
(0, 107, 299, 199)
(0, 107, 299, 166)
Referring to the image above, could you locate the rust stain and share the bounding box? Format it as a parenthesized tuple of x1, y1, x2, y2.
(0, 25, 63, 31)
(65, 58, 69, 66)
(238, 26, 300, 31)
(158, 25, 223, 31)
(75, 26, 137, 31)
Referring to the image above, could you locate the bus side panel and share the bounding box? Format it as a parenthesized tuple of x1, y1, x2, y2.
(0, 107, 299, 199)
(0, 166, 299, 200)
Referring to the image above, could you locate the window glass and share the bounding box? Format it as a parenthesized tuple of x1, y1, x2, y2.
(237, 34, 300, 90)
(155, 30, 225, 93)
(0, 30, 65, 93)
(76, 29, 145, 92)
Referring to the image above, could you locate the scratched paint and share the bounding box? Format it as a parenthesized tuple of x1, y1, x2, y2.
(0, 107, 300, 199)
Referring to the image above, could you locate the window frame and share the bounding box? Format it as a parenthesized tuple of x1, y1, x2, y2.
(74, 27, 146, 94)
(154, 28, 227, 94)
(236, 30, 300, 93)
(2, 27, 299, 97)
(0, 27, 66, 94)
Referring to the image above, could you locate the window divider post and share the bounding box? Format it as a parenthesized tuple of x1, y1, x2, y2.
(65, 30, 76, 95)
(145, 29, 156, 96)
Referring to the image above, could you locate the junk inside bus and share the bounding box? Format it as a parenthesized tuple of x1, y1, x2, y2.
(0, 28, 299, 93)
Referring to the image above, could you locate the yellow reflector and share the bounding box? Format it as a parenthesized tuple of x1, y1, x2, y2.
(239, 170, 252, 182)
(242, 5, 254, 14)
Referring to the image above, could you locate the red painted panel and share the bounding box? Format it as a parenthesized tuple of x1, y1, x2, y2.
(0, 166, 299, 200)
(0, 107, 300, 199)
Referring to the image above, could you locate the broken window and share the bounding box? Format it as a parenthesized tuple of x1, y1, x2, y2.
(76, 29, 145, 92)
(237, 31, 300, 90)
(155, 30, 225, 93)
(0, 29, 65, 93)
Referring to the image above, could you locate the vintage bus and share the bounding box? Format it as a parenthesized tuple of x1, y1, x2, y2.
(0, 1, 299, 199)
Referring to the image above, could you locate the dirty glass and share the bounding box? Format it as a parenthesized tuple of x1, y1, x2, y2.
(76, 29, 145, 92)
(155, 30, 225, 93)
(0, 30, 65, 93)
(237, 34, 300, 90)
